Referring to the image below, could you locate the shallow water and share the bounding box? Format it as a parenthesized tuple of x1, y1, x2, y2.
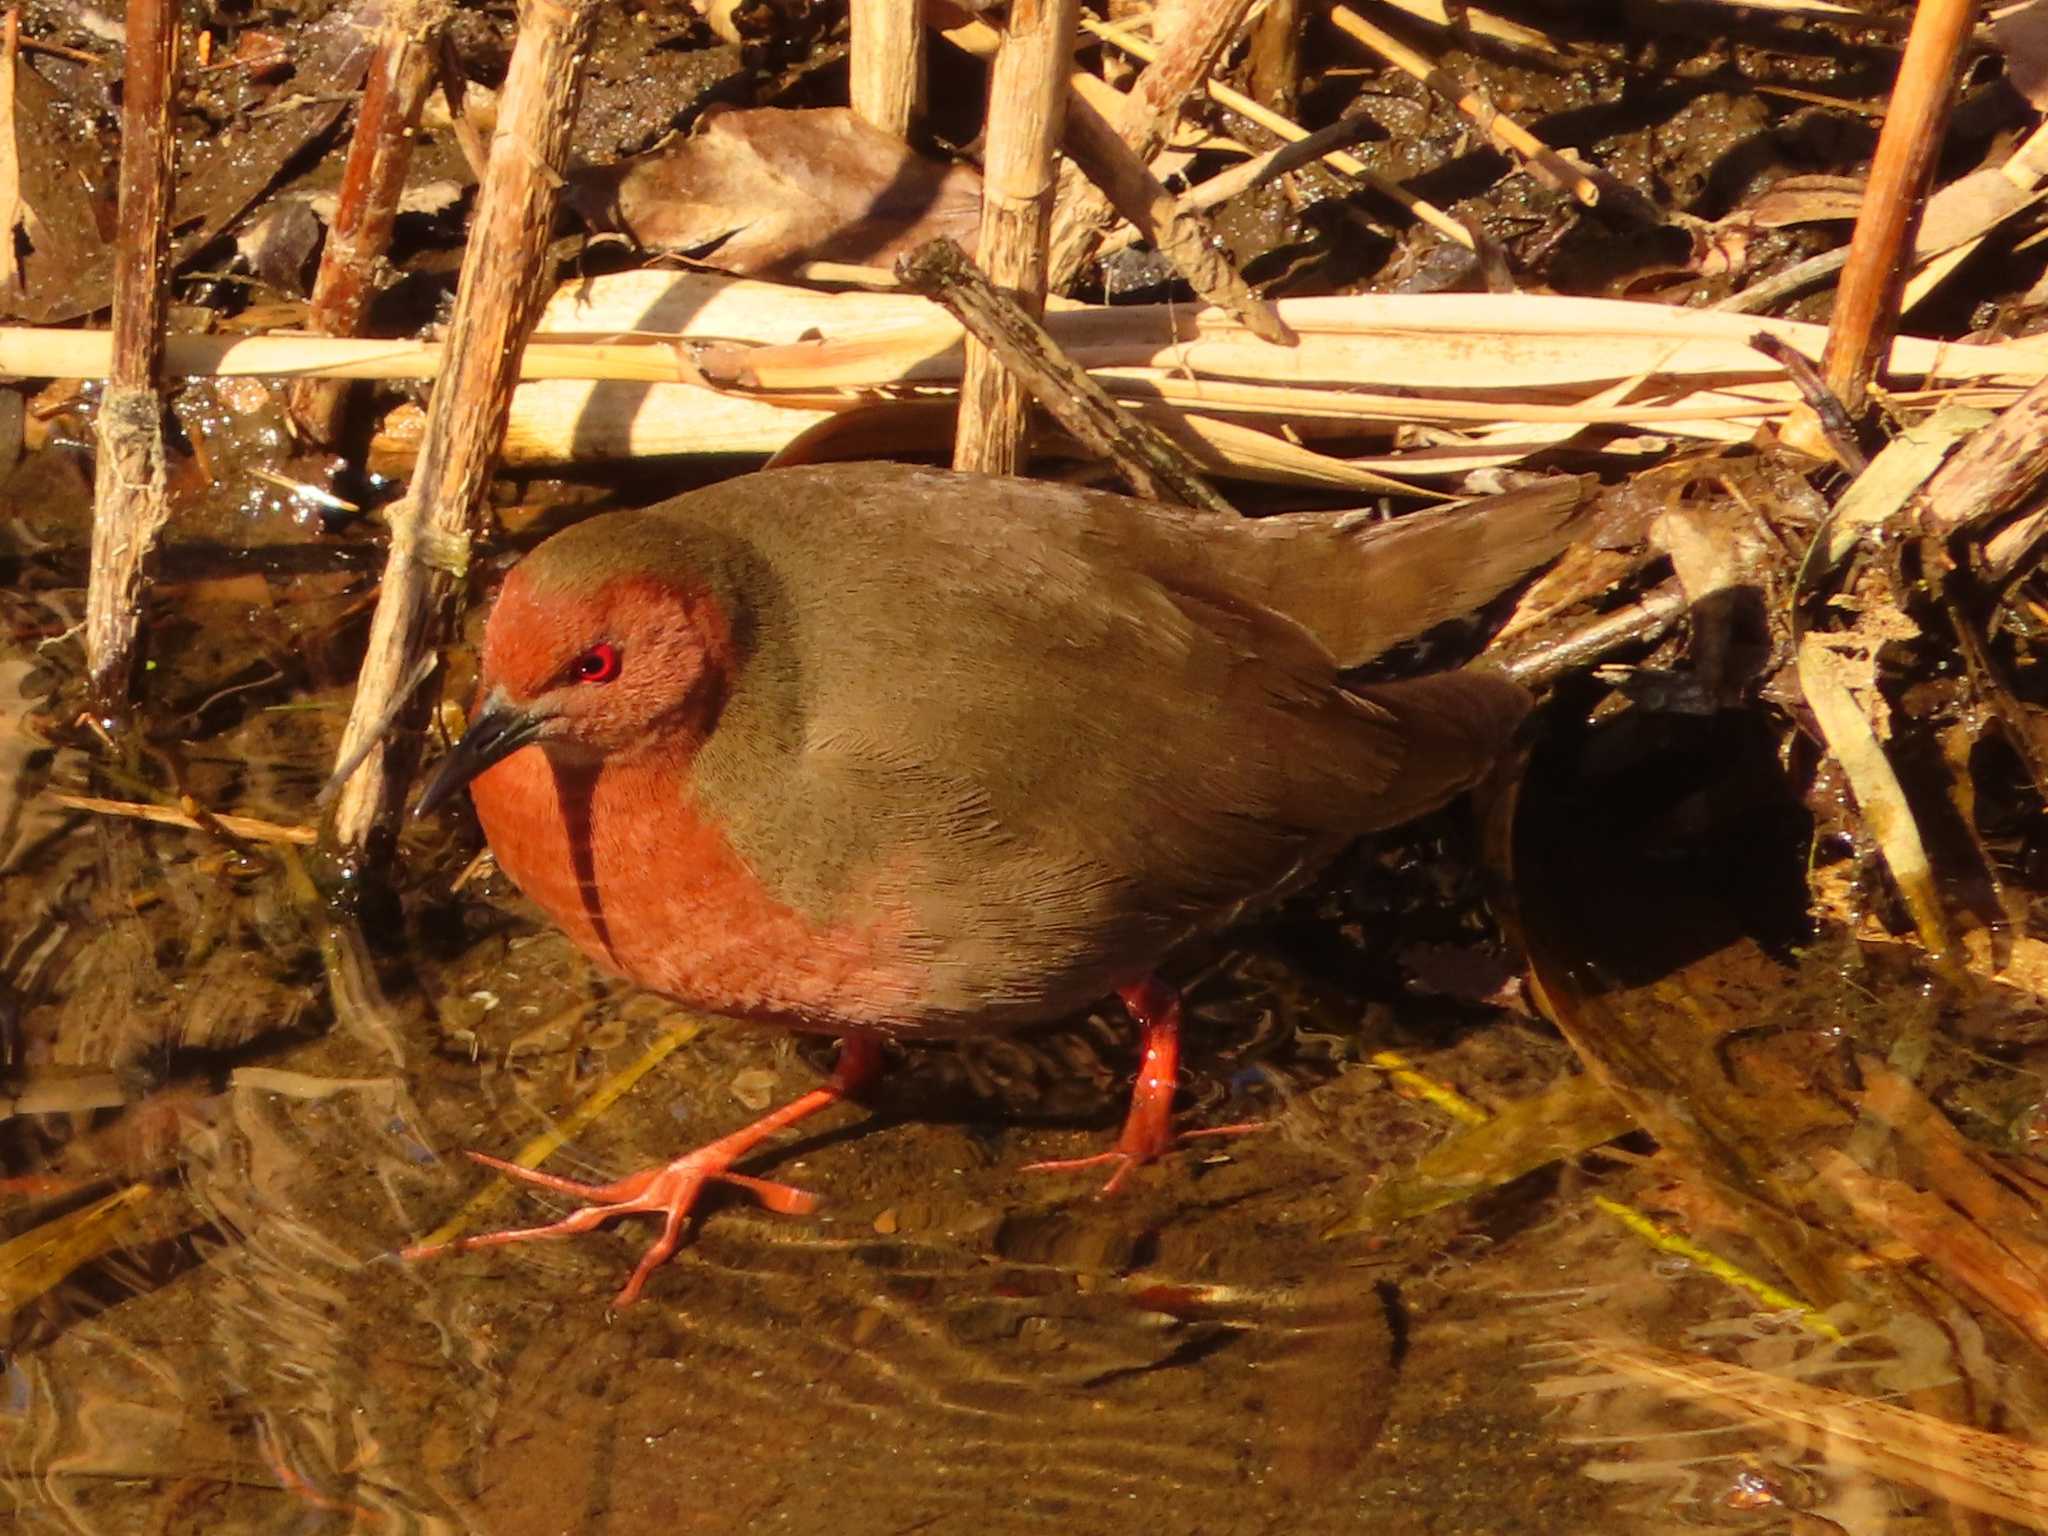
(9, 475, 2041, 1536)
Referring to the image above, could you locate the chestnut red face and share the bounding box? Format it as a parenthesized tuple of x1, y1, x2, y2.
(416, 563, 735, 817)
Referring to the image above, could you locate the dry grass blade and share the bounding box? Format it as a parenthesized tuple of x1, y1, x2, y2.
(1555, 1340, 2048, 1530)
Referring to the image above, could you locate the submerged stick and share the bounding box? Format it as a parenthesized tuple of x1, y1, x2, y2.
(323, 0, 597, 872)
(83, 0, 179, 721)
(955, 0, 1077, 475)
(287, 0, 437, 446)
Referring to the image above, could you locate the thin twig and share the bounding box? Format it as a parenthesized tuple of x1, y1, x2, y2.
(1057, 89, 1293, 344)
(1081, 13, 1475, 250)
(1046, 0, 1256, 289)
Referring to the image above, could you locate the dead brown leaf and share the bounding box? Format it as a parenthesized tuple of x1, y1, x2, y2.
(568, 107, 983, 277)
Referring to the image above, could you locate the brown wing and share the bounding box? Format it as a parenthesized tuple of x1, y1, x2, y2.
(670, 465, 1527, 1033)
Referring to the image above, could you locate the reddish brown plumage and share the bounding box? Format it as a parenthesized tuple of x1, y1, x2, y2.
(409, 462, 1579, 1302)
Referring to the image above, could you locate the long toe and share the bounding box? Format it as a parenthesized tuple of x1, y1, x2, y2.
(1021, 1121, 1271, 1196)
(408, 1147, 826, 1304)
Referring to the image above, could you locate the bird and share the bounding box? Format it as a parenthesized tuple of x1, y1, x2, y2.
(405, 461, 1581, 1304)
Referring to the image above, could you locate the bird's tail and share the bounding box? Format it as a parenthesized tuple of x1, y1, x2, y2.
(1245, 477, 1590, 670)
(1345, 669, 1530, 832)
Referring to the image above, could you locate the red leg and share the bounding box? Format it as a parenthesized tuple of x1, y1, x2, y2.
(1022, 976, 1264, 1195)
(405, 1033, 883, 1306)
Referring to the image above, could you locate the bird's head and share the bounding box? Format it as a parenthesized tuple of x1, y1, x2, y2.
(416, 517, 743, 816)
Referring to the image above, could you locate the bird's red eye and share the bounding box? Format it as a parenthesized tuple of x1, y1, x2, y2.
(570, 643, 620, 684)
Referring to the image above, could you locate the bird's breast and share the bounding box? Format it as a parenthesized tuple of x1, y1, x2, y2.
(468, 745, 919, 1031)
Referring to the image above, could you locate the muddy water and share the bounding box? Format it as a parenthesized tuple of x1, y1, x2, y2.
(2, 450, 2004, 1536)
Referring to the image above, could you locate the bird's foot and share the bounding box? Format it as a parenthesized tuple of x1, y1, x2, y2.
(404, 1033, 883, 1306)
(1021, 975, 1266, 1195)
(402, 1146, 821, 1307)
(1021, 1119, 1267, 1195)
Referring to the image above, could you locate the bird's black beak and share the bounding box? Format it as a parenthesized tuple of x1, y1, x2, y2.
(415, 695, 548, 818)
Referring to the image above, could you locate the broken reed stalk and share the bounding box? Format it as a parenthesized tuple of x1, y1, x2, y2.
(287, 0, 437, 447)
(1244, 0, 1300, 114)
(1912, 371, 2048, 548)
(848, 0, 925, 141)
(323, 0, 597, 870)
(1057, 89, 1294, 345)
(1326, 4, 1598, 206)
(83, 0, 179, 722)
(1818, 0, 1975, 417)
(1046, 0, 1256, 291)
(955, 0, 1078, 476)
(902, 236, 1235, 514)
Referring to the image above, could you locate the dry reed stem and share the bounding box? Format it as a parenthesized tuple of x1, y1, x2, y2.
(324, 0, 597, 868)
(955, 0, 1077, 475)
(1326, 4, 1598, 205)
(902, 236, 1233, 511)
(287, 1, 437, 446)
(1046, 0, 1256, 289)
(1818, 0, 1976, 416)
(83, 0, 178, 721)
(848, 0, 924, 141)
